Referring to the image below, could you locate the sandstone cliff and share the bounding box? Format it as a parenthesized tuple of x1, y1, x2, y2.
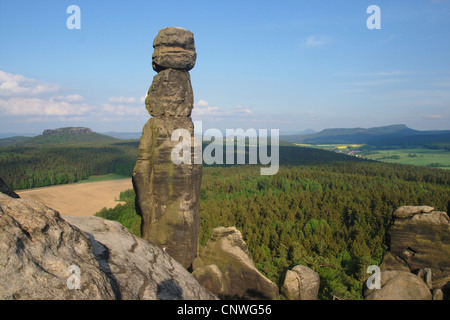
(133, 27, 202, 270)
(0, 192, 215, 300)
(364, 205, 450, 300)
(43, 127, 93, 135)
(192, 227, 279, 300)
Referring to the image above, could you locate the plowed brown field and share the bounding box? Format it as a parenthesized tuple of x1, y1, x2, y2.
(17, 179, 133, 216)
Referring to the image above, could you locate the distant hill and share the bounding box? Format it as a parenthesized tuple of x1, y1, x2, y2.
(101, 132, 142, 140)
(369, 132, 450, 149)
(0, 136, 31, 147)
(280, 129, 317, 136)
(10, 127, 119, 146)
(281, 124, 450, 146)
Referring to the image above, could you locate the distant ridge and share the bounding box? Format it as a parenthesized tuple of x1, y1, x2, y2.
(101, 131, 142, 140)
(281, 124, 450, 145)
(43, 127, 92, 136)
(4, 127, 119, 146)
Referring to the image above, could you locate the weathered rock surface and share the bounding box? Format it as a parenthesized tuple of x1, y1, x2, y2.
(133, 117, 202, 269)
(146, 69, 194, 117)
(192, 227, 279, 300)
(0, 195, 215, 300)
(0, 197, 116, 300)
(133, 26, 202, 270)
(152, 27, 196, 72)
(281, 265, 320, 300)
(375, 205, 450, 300)
(384, 206, 450, 281)
(64, 215, 215, 300)
(393, 205, 435, 219)
(364, 270, 432, 300)
(43, 127, 92, 136)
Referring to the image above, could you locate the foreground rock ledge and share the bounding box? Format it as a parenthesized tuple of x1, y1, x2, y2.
(0, 195, 215, 300)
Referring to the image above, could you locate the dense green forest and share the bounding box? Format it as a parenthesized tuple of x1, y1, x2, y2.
(0, 141, 138, 190)
(95, 161, 450, 300)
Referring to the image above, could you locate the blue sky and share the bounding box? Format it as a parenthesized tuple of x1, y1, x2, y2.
(1, 0, 449, 135)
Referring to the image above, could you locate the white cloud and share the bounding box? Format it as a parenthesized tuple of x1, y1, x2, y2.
(108, 96, 137, 104)
(424, 114, 445, 119)
(0, 70, 62, 97)
(196, 99, 210, 107)
(101, 103, 147, 117)
(0, 70, 152, 126)
(53, 94, 84, 102)
(102, 94, 147, 117)
(0, 70, 96, 119)
(192, 100, 254, 118)
(0, 96, 93, 116)
(304, 35, 329, 48)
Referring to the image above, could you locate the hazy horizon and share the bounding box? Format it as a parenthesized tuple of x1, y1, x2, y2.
(1, 0, 449, 134)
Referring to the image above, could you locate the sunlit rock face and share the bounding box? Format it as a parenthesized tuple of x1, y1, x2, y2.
(133, 27, 202, 270)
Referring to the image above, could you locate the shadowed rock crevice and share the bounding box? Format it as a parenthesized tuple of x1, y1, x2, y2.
(157, 279, 183, 300)
(84, 232, 122, 300)
(0, 177, 20, 199)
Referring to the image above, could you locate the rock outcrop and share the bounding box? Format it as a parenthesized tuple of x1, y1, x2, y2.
(383, 206, 450, 281)
(368, 205, 450, 300)
(64, 215, 215, 300)
(192, 227, 279, 300)
(43, 127, 92, 135)
(0, 196, 116, 299)
(281, 265, 320, 300)
(0, 194, 215, 300)
(132, 27, 202, 270)
(364, 270, 432, 300)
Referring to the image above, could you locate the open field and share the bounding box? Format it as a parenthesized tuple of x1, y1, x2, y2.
(295, 143, 364, 150)
(295, 143, 450, 169)
(17, 178, 133, 216)
(76, 173, 129, 183)
(364, 148, 450, 169)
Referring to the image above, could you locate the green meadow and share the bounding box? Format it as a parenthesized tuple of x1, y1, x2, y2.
(364, 148, 450, 169)
(295, 144, 450, 170)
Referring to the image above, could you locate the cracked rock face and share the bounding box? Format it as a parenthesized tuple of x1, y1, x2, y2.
(64, 215, 215, 300)
(364, 270, 432, 300)
(152, 27, 196, 72)
(377, 205, 450, 300)
(0, 195, 215, 300)
(384, 206, 450, 281)
(133, 27, 202, 270)
(281, 265, 320, 300)
(0, 197, 116, 300)
(192, 227, 279, 300)
(145, 69, 194, 117)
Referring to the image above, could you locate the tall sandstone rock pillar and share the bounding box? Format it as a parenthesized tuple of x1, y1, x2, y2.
(133, 27, 202, 270)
